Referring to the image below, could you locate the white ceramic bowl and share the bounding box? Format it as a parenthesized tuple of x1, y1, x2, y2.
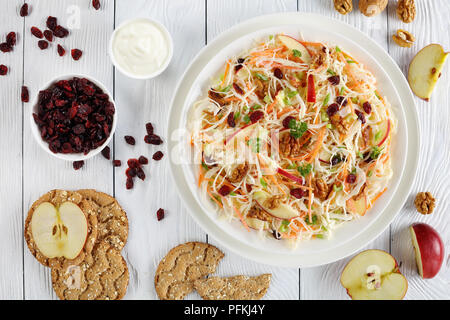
(167, 13, 420, 268)
(109, 17, 174, 80)
(30, 74, 117, 161)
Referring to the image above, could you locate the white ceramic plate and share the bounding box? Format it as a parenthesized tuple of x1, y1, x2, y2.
(167, 13, 420, 268)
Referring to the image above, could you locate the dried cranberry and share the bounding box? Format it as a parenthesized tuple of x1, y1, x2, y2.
(31, 26, 43, 38)
(335, 96, 348, 107)
(126, 168, 136, 178)
(331, 154, 343, 166)
(327, 75, 340, 85)
(249, 110, 264, 124)
(127, 158, 139, 168)
(73, 160, 84, 170)
(46, 17, 57, 31)
(0, 43, 12, 52)
(43, 30, 53, 42)
(233, 83, 244, 95)
(237, 58, 245, 64)
(57, 44, 66, 56)
(272, 230, 281, 240)
(144, 134, 163, 145)
(124, 135, 135, 145)
(152, 151, 164, 161)
(346, 174, 357, 184)
(234, 64, 243, 73)
(6, 32, 16, 46)
(101, 146, 110, 159)
(218, 185, 231, 196)
(138, 156, 148, 165)
(113, 160, 121, 167)
(53, 25, 69, 38)
(282, 116, 295, 129)
(136, 167, 146, 180)
(290, 188, 305, 199)
(21, 86, 29, 102)
(145, 122, 154, 135)
(227, 112, 235, 127)
(38, 40, 48, 50)
(71, 49, 83, 61)
(93, 0, 101, 10)
(326, 103, 339, 117)
(273, 68, 283, 79)
(0, 65, 8, 76)
(355, 109, 366, 124)
(20, 3, 29, 17)
(363, 101, 372, 114)
(126, 177, 134, 189)
(156, 208, 165, 221)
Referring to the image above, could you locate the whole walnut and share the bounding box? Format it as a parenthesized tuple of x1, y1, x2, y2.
(397, 0, 416, 23)
(333, 0, 353, 15)
(414, 192, 435, 215)
(359, 0, 388, 17)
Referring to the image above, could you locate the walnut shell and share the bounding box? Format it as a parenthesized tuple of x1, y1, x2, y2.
(359, 0, 388, 17)
(392, 29, 415, 48)
(397, 0, 416, 23)
(333, 0, 353, 15)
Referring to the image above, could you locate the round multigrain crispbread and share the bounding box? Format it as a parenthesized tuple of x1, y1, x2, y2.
(154, 242, 225, 300)
(76, 189, 128, 251)
(24, 189, 98, 268)
(51, 240, 129, 300)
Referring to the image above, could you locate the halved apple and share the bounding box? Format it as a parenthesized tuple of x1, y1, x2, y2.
(340, 249, 408, 300)
(245, 217, 270, 230)
(347, 195, 367, 216)
(254, 191, 299, 220)
(408, 44, 449, 101)
(277, 35, 312, 64)
(372, 120, 391, 147)
(410, 223, 444, 279)
(31, 201, 88, 260)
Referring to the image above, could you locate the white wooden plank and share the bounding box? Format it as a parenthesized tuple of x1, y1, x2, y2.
(22, 0, 115, 299)
(297, 0, 391, 300)
(206, 0, 300, 300)
(387, 0, 450, 300)
(113, 0, 206, 299)
(0, 0, 25, 300)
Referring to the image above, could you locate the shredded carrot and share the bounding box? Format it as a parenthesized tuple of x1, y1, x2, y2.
(198, 164, 205, 187)
(368, 188, 387, 209)
(233, 206, 250, 232)
(266, 99, 277, 114)
(306, 127, 326, 163)
(277, 107, 295, 118)
(220, 60, 231, 88)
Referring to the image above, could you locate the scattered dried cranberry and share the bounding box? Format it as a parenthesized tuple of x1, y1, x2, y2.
(156, 208, 165, 221)
(327, 75, 340, 85)
(126, 167, 136, 178)
(73, 160, 84, 170)
(0, 65, 8, 76)
(144, 134, 163, 145)
(6, 32, 16, 46)
(363, 101, 372, 114)
(127, 158, 139, 168)
(43, 30, 53, 42)
(136, 167, 146, 180)
(227, 112, 235, 127)
(92, 0, 101, 10)
(234, 64, 243, 73)
(20, 3, 29, 17)
(326, 103, 339, 117)
(233, 83, 244, 95)
(101, 146, 110, 159)
(249, 110, 264, 124)
(273, 68, 283, 79)
(355, 109, 366, 124)
(126, 177, 134, 189)
(46, 16, 57, 31)
(71, 49, 82, 61)
(31, 26, 43, 39)
(113, 160, 121, 167)
(346, 174, 357, 184)
(152, 151, 164, 161)
(38, 40, 49, 50)
(290, 188, 305, 199)
(53, 25, 69, 38)
(282, 116, 295, 129)
(145, 122, 154, 135)
(138, 156, 148, 165)
(0, 42, 12, 52)
(21, 86, 29, 102)
(272, 230, 281, 240)
(124, 135, 135, 145)
(57, 44, 66, 56)
(218, 185, 231, 196)
(335, 96, 348, 107)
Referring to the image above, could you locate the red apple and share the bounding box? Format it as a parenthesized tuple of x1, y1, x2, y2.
(410, 223, 445, 279)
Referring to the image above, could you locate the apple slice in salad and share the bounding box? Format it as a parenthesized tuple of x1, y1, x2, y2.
(277, 35, 312, 64)
(254, 190, 299, 220)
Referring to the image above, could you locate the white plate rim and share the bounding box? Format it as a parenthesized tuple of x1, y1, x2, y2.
(167, 12, 420, 268)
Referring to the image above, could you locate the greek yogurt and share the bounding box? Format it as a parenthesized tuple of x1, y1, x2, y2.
(111, 18, 172, 78)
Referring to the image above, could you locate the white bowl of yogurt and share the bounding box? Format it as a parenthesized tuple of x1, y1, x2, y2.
(109, 18, 173, 79)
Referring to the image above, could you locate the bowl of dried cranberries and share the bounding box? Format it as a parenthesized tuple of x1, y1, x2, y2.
(30, 75, 117, 161)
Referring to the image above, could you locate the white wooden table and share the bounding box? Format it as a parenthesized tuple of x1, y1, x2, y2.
(0, 0, 448, 300)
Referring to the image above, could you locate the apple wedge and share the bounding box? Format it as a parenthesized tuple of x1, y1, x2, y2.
(372, 120, 391, 147)
(245, 217, 270, 231)
(410, 223, 444, 279)
(277, 35, 312, 64)
(254, 191, 299, 220)
(346, 195, 367, 216)
(31, 201, 88, 260)
(340, 249, 408, 300)
(408, 44, 449, 101)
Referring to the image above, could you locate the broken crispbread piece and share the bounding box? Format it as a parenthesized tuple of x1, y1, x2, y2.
(194, 274, 272, 300)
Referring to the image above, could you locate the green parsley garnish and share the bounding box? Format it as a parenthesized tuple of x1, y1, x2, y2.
(260, 177, 268, 188)
(368, 170, 373, 177)
(243, 115, 251, 124)
(370, 146, 383, 160)
(263, 95, 271, 104)
(234, 111, 240, 120)
(333, 184, 343, 192)
(255, 73, 268, 81)
(335, 46, 342, 52)
(221, 84, 232, 92)
(327, 69, 336, 76)
(323, 93, 330, 106)
(374, 130, 382, 141)
(229, 191, 237, 196)
(297, 163, 312, 177)
(288, 119, 308, 139)
(305, 214, 318, 225)
(201, 162, 209, 170)
(346, 59, 356, 64)
(292, 49, 302, 57)
(250, 104, 262, 111)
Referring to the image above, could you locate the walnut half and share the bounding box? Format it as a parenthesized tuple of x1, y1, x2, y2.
(414, 192, 435, 215)
(397, 0, 416, 23)
(392, 29, 415, 48)
(333, 0, 353, 15)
